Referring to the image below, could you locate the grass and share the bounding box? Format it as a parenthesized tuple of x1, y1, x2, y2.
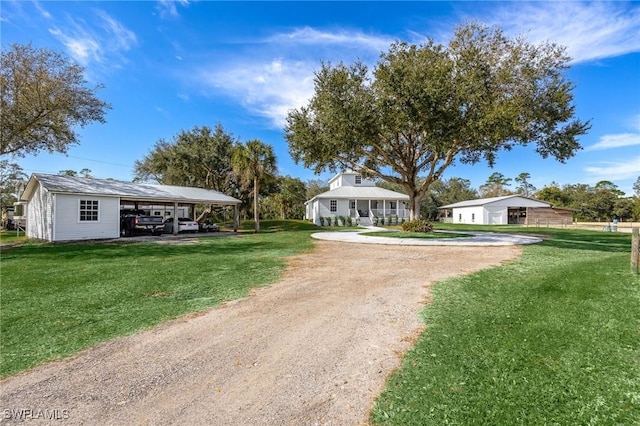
(0, 230, 28, 245)
(0, 220, 316, 378)
(371, 225, 640, 425)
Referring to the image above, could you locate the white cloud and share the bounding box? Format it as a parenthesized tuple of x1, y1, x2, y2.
(48, 11, 136, 71)
(266, 27, 394, 53)
(96, 10, 137, 51)
(199, 58, 317, 128)
(49, 27, 103, 66)
(584, 156, 640, 182)
(490, 1, 640, 63)
(156, 0, 190, 19)
(190, 27, 395, 128)
(32, 0, 51, 19)
(586, 133, 640, 151)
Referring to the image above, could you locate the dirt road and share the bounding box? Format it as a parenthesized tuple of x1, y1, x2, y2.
(1, 241, 520, 425)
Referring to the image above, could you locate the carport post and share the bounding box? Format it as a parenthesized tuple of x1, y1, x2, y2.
(173, 202, 179, 235)
(233, 204, 238, 232)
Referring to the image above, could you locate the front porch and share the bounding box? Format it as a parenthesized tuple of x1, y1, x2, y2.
(349, 199, 409, 225)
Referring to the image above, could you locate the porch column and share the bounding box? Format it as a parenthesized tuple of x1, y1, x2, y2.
(383, 200, 386, 218)
(368, 199, 371, 216)
(396, 199, 400, 217)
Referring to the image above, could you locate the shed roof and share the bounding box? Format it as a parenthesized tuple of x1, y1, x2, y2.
(20, 174, 241, 205)
(439, 195, 551, 209)
(308, 185, 409, 202)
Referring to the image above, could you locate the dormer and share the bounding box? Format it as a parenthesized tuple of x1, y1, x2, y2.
(328, 171, 376, 190)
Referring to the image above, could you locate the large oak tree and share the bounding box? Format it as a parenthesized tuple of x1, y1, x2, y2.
(285, 23, 590, 219)
(1, 43, 110, 157)
(134, 124, 236, 193)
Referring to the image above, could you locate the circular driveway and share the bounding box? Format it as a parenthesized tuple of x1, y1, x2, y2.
(311, 228, 543, 246)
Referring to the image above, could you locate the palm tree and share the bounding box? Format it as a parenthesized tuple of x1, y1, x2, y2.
(232, 140, 277, 232)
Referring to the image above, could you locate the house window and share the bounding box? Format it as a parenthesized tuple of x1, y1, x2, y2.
(458, 213, 462, 221)
(471, 213, 475, 222)
(79, 200, 99, 221)
(349, 200, 355, 209)
(355, 175, 362, 184)
(330, 200, 337, 212)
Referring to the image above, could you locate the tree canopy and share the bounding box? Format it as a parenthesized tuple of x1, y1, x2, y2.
(134, 124, 236, 193)
(285, 22, 590, 219)
(1, 43, 111, 157)
(0, 160, 27, 214)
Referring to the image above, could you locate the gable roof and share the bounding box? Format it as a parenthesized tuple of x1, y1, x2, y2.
(439, 195, 551, 209)
(308, 185, 409, 202)
(20, 174, 241, 205)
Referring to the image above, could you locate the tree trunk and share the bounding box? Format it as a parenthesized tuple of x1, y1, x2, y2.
(407, 191, 425, 221)
(253, 176, 260, 233)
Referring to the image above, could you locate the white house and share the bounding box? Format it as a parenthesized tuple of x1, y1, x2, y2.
(19, 173, 241, 242)
(305, 172, 410, 226)
(439, 195, 572, 225)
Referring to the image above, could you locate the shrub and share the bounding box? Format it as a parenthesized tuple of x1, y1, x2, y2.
(347, 216, 353, 226)
(401, 219, 433, 233)
(379, 217, 385, 226)
(339, 215, 346, 226)
(319, 217, 325, 226)
(327, 216, 333, 226)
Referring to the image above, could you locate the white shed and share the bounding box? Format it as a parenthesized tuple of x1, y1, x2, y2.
(439, 195, 552, 225)
(19, 174, 241, 242)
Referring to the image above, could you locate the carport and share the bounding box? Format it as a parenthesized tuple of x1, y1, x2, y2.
(118, 184, 243, 235)
(19, 173, 242, 242)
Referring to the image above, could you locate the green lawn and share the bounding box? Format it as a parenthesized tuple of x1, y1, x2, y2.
(371, 225, 640, 425)
(0, 220, 315, 378)
(0, 230, 28, 245)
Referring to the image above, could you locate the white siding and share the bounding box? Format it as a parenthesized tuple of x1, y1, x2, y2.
(329, 173, 376, 189)
(53, 194, 120, 241)
(452, 206, 485, 224)
(317, 199, 350, 221)
(484, 205, 507, 224)
(26, 182, 54, 241)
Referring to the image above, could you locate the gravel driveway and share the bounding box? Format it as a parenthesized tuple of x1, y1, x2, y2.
(1, 240, 520, 425)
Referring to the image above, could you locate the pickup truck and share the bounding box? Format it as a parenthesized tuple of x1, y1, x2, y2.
(120, 210, 165, 237)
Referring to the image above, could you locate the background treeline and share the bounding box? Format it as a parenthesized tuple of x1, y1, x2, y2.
(2, 124, 638, 224)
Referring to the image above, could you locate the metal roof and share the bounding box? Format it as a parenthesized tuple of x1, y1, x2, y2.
(309, 185, 409, 201)
(439, 195, 550, 209)
(21, 174, 241, 205)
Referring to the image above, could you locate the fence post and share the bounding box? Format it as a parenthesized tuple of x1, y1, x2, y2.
(632, 228, 639, 274)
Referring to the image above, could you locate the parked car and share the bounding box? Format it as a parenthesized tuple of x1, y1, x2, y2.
(163, 217, 199, 234)
(199, 220, 220, 232)
(120, 209, 165, 237)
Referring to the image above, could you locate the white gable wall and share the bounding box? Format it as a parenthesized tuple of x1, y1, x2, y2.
(53, 194, 120, 241)
(329, 173, 376, 189)
(484, 205, 507, 224)
(26, 181, 54, 241)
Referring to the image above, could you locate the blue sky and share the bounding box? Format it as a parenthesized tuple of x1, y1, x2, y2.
(2, 1, 639, 195)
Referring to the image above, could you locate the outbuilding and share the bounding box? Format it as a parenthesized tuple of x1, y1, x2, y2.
(439, 195, 573, 225)
(19, 173, 241, 242)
